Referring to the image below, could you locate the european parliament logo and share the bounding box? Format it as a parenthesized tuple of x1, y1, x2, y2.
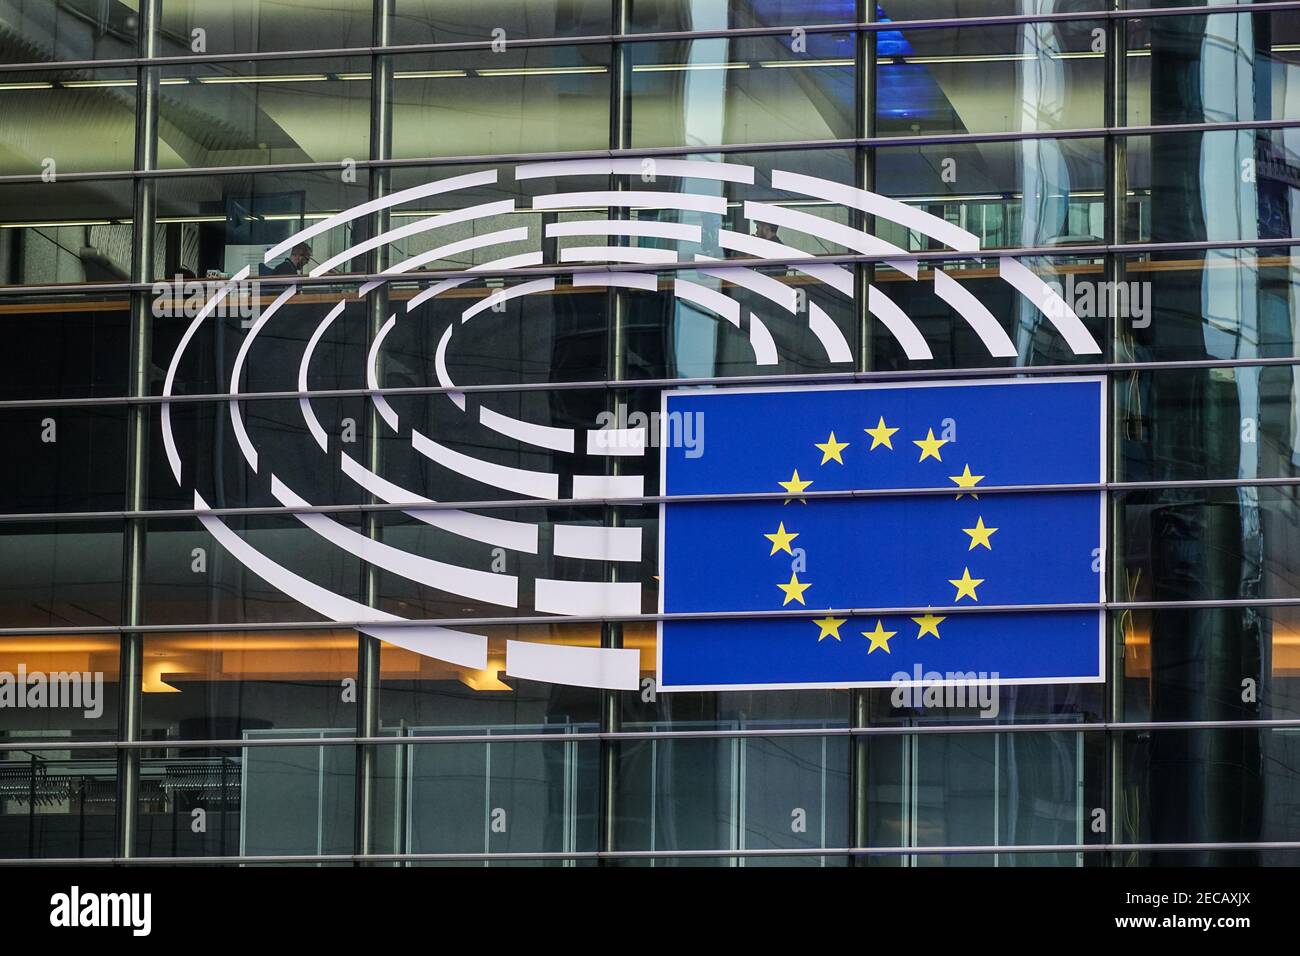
(657, 377, 1106, 692)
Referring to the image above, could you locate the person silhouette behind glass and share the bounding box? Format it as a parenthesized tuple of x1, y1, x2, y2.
(259, 242, 312, 276)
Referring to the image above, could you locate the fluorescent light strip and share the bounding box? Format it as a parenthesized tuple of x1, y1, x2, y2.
(196, 74, 329, 84)
(758, 58, 854, 68)
(632, 62, 750, 72)
(0, 219, 114, 229)
(0, 81, 53, 90)
(61, 78, 134, 88)
(476, 66, 607, 77)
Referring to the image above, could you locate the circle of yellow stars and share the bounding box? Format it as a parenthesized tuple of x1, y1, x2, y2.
(762, 414, 1000, 656)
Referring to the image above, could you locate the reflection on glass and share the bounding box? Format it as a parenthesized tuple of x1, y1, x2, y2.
(1127, 12, 1300, 126)
(1125, 128, 1300, 244)
(876, 22, 1104, 136)
(0, 523, 124, 628)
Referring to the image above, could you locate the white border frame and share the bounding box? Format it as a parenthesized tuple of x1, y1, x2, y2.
(655, 375, 1108, 693)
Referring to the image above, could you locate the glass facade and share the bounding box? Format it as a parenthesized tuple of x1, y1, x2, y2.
(2, 0, 1300, 867)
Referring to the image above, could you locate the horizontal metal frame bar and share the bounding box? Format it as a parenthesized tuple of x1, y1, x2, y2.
(6, 717, 1300, 752)
(1, 116, 1297, 185)
(1, 1, 1297, 73)
(8, 355, 1300, 410)
(1, 594, 1298, 639)
(1, 231, 1298, 301)
(0, 474, 1295, 525)
(0, 840, 1296, 864)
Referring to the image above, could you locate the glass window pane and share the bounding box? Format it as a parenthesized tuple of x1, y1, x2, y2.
(157, 0, 374, 56)
(0, 293, 131, 399)
(1127, 13, 1300, 126)
(876, 21, 1105, 137)
(626, 34, 856, 148)
(157, 58, 371, 170)
(390, 47, 611, 159)
(0, 179, 134, 287)
(393, 0, 611, 42)
(0, 69, 136, 174)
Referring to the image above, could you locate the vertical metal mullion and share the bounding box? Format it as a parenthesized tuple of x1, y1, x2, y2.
(598, 0, 628, 865)
(116, 0, 159, 863)
(849, 2, 873, 868)
(355, 0, 393, 865)
(1104, 3, 1128, 870)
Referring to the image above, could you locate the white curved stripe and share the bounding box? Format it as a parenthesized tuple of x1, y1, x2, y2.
(382, 227, 530, 277)
(534, 579, 642, 616)
(694, 256, 798, 313)
(479, 405, 575, 453)
(719, 229, 855, 297)
(546, 219, 702, 243)
(748, 313, 779, 365)
(310, 200, 517, 277)
(364, 625, 488, 671)
(586, 427, 647, 456)
(194, 489, 488, 669)
(868, 284, 933, 361)
(367, 313, 400, 432)
(998, 258, 1104, 355)
(673, 279, 740, 326)
(932, 269, 1018, 358)
(505, 640, 640, 690)
(518, 157, 755, 184)
(298, 301, 347, 453)
(572, 474, 644, 499)
(744, 202, 918, 279)
(772, 170, 981, 253)
(553, 524, 643, 562)
(433, 324, 465, 411)
(571, 272, 659, 292)
(560, 246, 679, 265)
(809, 302, 854, 363)
(265, 169, 499, 262)
(462, 278, 556, 323)
(271, 475, 519, 608)
(339, 452, 539, 554)
(408, 276, 472, 312)
(533, 190, 726, 216)
(229, 284, 298, 474)
(161, 266, 251, 483)
(411, 429, 559, 499)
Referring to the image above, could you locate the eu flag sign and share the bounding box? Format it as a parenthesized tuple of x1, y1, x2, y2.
(657, 377, 1105, 692)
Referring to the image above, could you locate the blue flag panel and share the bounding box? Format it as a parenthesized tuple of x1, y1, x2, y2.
(657, 377, 1106, 691)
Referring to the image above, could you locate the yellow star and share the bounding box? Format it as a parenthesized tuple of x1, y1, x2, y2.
(778, 468, 812, 504)
(813, 616, 847, 642)
(814, 431, 849, 465)
(913, 428, 949, 462)
(912, 612, 946, 639)
(763, 522, 799, 556)
(862, 619, 896, 655)
(950, 464, 984, 499)
(777, 571, 812, 606)
(963, 516, 997, 550)
(864, 416, 899, 450)
(949, 567, 985, 602)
